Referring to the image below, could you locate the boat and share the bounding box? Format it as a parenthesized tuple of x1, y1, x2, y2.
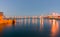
(0, 17, 16, 24)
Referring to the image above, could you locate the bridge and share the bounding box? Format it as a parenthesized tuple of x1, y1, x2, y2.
(0, 12, 60, 20)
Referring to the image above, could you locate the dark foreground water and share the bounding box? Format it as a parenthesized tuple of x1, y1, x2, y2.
(1, 19, 60, 37)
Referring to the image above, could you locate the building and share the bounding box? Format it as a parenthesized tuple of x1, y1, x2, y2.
(0, 12, 4, 19)
(0, 12, 3, 16)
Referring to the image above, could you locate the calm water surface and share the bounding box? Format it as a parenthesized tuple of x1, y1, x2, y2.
(0, 19, 60, 37)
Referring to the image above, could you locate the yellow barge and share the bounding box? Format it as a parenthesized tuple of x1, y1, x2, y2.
(0, 16, 16, 25)
(0, 12, 16, 25)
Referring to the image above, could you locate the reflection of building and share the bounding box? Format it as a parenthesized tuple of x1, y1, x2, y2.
(0, 12, 3, 16)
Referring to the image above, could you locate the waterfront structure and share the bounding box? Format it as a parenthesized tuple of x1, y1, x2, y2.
(0, 12, 16, 24)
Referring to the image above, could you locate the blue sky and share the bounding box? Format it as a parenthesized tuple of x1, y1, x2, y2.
(0, 0, 60, 16)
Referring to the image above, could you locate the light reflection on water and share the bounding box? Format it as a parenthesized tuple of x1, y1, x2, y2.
(40, 18, 44, 31)
(50, 19, 59, 37)
(0, 18, 60, 37)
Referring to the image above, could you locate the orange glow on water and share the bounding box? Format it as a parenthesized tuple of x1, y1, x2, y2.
(0, 24, 5, 33)
(50, 19, 59, 37)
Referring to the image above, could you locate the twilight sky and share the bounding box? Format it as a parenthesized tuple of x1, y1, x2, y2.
(0, 0, 60, 16)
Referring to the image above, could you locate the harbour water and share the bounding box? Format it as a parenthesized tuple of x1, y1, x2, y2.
(1, 18, 60, 37)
